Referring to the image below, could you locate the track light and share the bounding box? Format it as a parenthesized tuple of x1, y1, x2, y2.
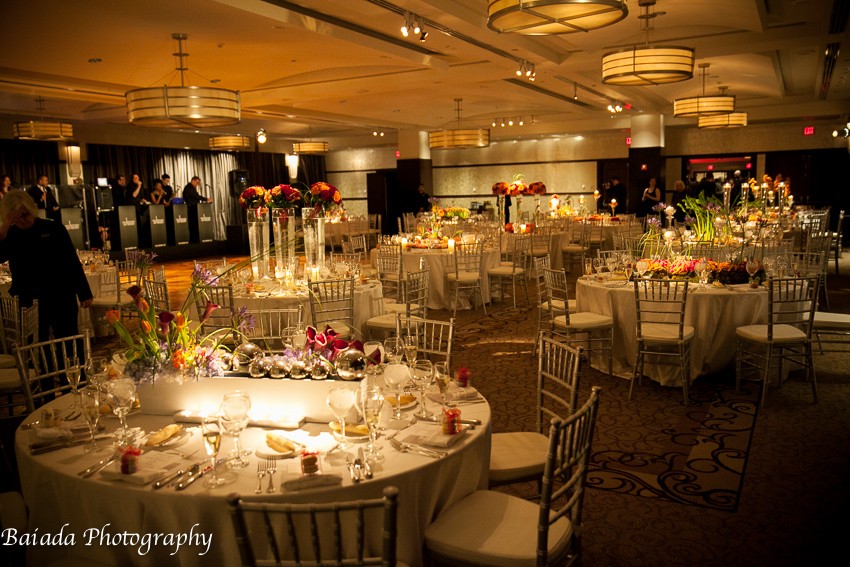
(516, 62, 524, 76)
(401, 12, 409, 37)
(508, 118, 514, 126)
(413, 17, 421, 35)
(492, 119, 497, 127)
(419, 31, 428, 42)
(518, 118, 524, 126)
(501, 118, 505, 127)
(256, 128, 267, 143)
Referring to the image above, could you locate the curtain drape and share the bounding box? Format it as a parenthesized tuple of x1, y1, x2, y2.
(0, 139, 61, 190)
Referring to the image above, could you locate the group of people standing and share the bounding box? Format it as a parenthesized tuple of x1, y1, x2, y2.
(112, 173, 212, 208)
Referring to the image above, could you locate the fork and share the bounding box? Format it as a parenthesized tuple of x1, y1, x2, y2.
(255, 460, 267, 494)
(265, 457, 277, 493)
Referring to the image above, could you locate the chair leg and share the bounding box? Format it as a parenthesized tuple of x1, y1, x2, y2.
(760, 349, 773, 408)
(681, 344, 690, 405)
(735, 340, 743, 393)
(629, 348, 641, 400)
(806, 343, 818, 404)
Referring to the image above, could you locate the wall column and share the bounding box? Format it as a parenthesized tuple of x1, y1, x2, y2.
(628, 114, 665, 214)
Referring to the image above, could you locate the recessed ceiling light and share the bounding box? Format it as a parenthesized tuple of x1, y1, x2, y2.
(210, 79, 221, 84)
(88, 58, 102, 64)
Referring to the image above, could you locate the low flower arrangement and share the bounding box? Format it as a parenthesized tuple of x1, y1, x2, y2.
(638, 258, 764, 284)
(442, 207, 470, 220)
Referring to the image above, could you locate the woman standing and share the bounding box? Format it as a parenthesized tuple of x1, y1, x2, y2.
(641, 177, 662, 216)
(0, 191, 92, 340)
(0, 175, 13, 200)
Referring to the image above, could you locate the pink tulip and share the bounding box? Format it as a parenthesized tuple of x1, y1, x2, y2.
(201, 301, 220, 323)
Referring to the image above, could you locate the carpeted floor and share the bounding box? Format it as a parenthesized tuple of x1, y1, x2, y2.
(4, 254, 850, 567)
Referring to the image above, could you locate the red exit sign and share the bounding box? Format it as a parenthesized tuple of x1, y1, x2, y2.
(625, 137, 632, 145)
(803, 126, 815, 136)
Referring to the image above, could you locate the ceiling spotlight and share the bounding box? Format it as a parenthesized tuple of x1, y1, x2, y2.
(413, 17, 421, 35)
(833, 123, 850, 138)
(492, 119, 497, 127)
(508, 118, 514, 126)
(401, 13, 409, 37)
(574, 82, 578, 100)
(256, 128, 267, 143)
(516, 62, 524, 76)
(373, 130, 378, 136)
(419, 31, 428, 42)
(519, 118, 524, 126)
(501, 118, 506, 127)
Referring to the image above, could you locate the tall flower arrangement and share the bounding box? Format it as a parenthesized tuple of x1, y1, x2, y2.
(239, 186, 269, 210)
(268, 184, 302, 209)
(304, 181, 342, 214)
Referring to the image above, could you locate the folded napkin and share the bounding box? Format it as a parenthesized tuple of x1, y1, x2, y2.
(282, 474, 343, 492)
(449, 385, 480, 400)
(396, 422, 467, 448)
(100, 453, 182, 485)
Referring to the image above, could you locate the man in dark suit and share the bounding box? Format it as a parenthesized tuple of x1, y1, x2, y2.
(182, 176, 211, 206)
(161, 173, 174, 205)
(27, 174, 61, 222)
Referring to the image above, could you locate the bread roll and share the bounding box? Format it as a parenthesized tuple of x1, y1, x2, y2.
(266, 433, 296, 453)
(145, 424, 182, 446)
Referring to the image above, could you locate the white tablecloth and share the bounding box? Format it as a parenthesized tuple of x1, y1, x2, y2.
(370, 248, 501, 311)
(231, 280, 384, 333)
(15, 381, 491, 567)
(576, 278, 769, 385)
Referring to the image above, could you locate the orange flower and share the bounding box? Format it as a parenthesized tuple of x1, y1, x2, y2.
(141, 320, 152, 333)
(137, 299, 149, 313)
(175, 312, 186, 329)
(105, 309, 120, 325)
(332, 191, 341, 203)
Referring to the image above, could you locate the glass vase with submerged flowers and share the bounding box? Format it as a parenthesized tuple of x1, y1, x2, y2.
(107, 264, 256, 384)
(239, 186, 272, 280)
(268, 184, 301, 280)
(302, 181, 343, 275)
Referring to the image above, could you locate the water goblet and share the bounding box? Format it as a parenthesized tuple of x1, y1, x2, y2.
(411, 360, 434, 419)
(358, 384, 385, 461)
(434, 362, 452, 409)
(383, 363, 411, 423)
(605, 256, 618, 274)
(383, 337, 405, 364)
(106, 377, 136, 441)
(762, 256, 776, 278)
(64, 356, 81, 409)
(403, 335, 419, 365)
(327, 385, 358, 450)
(636, 260, 649, 280)
(592, 257, 605, 277)
(201, 415, 235, 488)
(220, 391, 252, 469)
(776, 255, 788, 277)
(363, 340, 385, 366)
(85, 356, 109, 390)
(746, 256, 760, 279)
(79, 386, 103, 454)
(694, 260, 707, 289)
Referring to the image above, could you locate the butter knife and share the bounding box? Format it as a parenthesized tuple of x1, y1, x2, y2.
(78, 450, 120, 478)
(152, 460, 204, 490)
(175, 459, 224, 490)
(31, 434, 111, 455)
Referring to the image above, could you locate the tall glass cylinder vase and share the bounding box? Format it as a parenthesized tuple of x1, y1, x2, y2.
(247, 208, 270, 279)
(302, 207, 326, 276)
(271, 208, 296, 279)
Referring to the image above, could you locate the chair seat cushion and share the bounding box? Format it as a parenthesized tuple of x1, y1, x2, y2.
(561, 244, 586, 253)
(489, 432, 549, 483)
(366, 313, 423, 330)
(736, 324, 807, 344)
(384, 302, 423, 314)
(447, 271, 480, 283)
(0, 354, 16, 369)
(488, 266, 525, 276)
(425, 490, 572, 567)
(813, 311, 850, 330)
(554, 312, 613, 330)
(0, 367, 20, 390)
(540, 299, 577, 313)
(639, 323, 695, 342)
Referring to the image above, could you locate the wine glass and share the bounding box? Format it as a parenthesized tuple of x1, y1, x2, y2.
(201, 415, 234, 488)
(411, 360, 434, 419)
(363, 340, 385, 366)
(762, 256, 776, 278)
(403, 335, 419, 365)
(85, 356, 109, 391)
(64, 356, 81, 410)
(776, 255, 788, 277)
(327, 386, 358, 449)
(106, 378, 136, 441)
(592, 257, 605, 276)
(583, 259, 594, 277)
(383, 337, 405, 364)
(694, 260, 707, 289)
(605, 255, 618, 274)
(358, 384, 385, 462)
(746, 256, 760, 279)
(636, 260, 649, 280)
(79, 386, 102, 454)
(220, 391, 252, 469)
(434, 361, 452, 409)
(383, 363, 411, 423)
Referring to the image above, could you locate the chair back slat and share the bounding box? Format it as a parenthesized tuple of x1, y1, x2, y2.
(536, 335, 582, 435)
(15, 333, 90, 413)
(308, 278, 355, 332)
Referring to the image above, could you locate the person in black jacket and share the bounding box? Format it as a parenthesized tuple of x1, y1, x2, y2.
(0, 191, 93, 341)
(27, 174, 61, 222)
(182, 176, 211, 205)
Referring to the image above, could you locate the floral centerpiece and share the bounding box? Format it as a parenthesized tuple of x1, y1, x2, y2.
(442, 207, 470, 220)
(304, 181, 342, 214)
(268, 183, 302, 209)
(527, 181, 547, 195)
(107, 264, 255, 383)
(239, 186, 269, 210)
(637, 257, 764, 285)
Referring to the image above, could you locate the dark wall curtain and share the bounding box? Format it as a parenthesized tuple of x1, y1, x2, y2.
(237, 152, 289, 188)
(0, 139, 61, 189)
(299, 154, 327, 187)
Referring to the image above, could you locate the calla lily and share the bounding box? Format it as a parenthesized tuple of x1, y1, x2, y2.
(323, 325, 339, 341)
(306, 326, 317, 342)
(313, 333, 328, 350)
(105, 309, 120, 325)
(348, 340, 364, 353)
(330, 338, 350, 361)
(201, 301, 220, 323)
(158, 311, 175, 333)
(366, 347, 382, 365)
(126, 285, 142, 299)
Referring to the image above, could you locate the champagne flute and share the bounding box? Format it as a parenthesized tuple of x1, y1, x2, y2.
(411, 360, 434, 419)
(79, 386, 102, 454)
(327, 385, 357, 450)
(220, 391, 252, 469)
(383, 363, 411, 423)
(85, 356, 109, 391)
(434, 362, 452, 409)
(358, 384, 385, 462)
(64, 356, 81, 410)
(583, 258, 594, 277)
(106, 378, 136, 441)
(383, 337, 405, 364)
(403, 335, 419, 365)
(201, 416, 234, 488)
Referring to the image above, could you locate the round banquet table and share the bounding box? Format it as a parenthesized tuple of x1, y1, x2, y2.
(14, 383, 491, 567)
(576, 277, 769, 386)
(370, 247, 501, 310)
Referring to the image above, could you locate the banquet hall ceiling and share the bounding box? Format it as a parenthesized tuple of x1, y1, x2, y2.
(0, 0, 847, 148)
